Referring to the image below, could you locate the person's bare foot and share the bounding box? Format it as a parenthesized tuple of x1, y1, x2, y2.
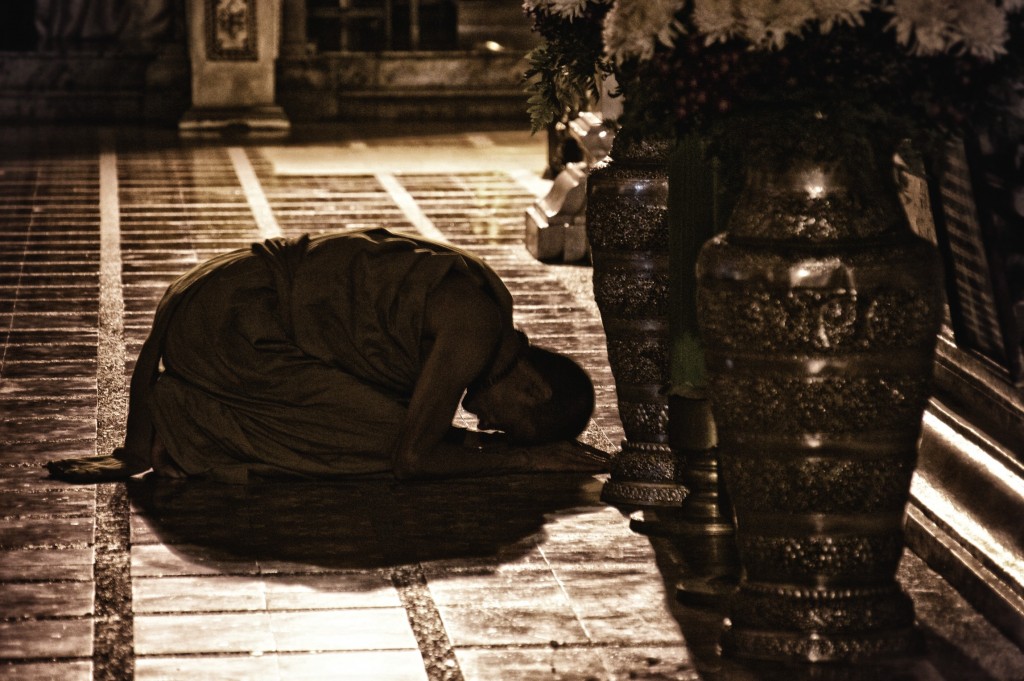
(46, 455, 135, 483)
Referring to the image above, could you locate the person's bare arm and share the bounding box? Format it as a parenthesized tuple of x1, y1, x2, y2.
(391, 271, 503, 479)
(391, 270, 608, 480)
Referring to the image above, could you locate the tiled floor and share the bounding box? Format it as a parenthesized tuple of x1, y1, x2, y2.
(1, 124, 1023, 681)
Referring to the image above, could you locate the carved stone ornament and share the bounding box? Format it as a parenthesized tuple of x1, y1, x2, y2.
(207, 0, 258, 60)
(588, 136, 685, 507)
(696, 119, 944, 663)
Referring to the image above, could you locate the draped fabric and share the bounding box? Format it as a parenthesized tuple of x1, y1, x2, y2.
(135, 228, 512, 483)
(34, 0, 173, 49)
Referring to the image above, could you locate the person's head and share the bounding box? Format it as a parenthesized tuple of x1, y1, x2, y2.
(462, 342, 595, 445)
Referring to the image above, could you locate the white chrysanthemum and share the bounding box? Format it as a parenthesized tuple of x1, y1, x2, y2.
(547, 0, 598, 19)
(949, 0, 1009, 60)
(740, 0, 818, 49)
(809, 0, 872, 32)
(886, 0, 958, 55)
(693, 0, 744, 44)
(603, 0, 686, 63)
(523, 0, 607, 19)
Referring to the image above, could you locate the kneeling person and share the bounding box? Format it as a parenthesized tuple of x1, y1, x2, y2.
(47, 228, 599, 483)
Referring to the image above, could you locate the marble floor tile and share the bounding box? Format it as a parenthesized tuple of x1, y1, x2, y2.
(135, 655, 280, 681)
(133, 575, 269, 614)
(1, 343, 98, 362)
(0, 547, 94, 581)
(0, 581, 94, 618)
(0, 517, 94, 549)
(0, 488, 95, 517)
(0, 377, 97, 399)
(269, 608, 419, 652)
(0, 464, 92, 491)
(597, 646, 702, 681)
(256, 554, 390, 575)
(129, 512, 255, 547)
(131, 543, 261, 578)
(0, 619, 93, 658)
(273, 651, 430, 681)
(454, 646, 608, 681)
(0, 661, 92, 681)
(134, 572, 402, 615)
(134, 612, 276, 655)
(263, 572, 401, 610)
(435, 604, 590, 648)
(135, 651, 430, 681)
(425, 567, 569, 609)
(0, 418, 97, 443)
(0, 361, 98, 380)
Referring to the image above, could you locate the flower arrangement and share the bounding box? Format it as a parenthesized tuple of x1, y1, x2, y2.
(522, 0, 614, 132)
(599, 0, 1022, 155)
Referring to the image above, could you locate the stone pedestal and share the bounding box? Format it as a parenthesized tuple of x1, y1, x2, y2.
(526, 112, 614, 263)
(280, 0, 309, 56)
(180, 0, 290, 137)
(525, 161, 589, 262)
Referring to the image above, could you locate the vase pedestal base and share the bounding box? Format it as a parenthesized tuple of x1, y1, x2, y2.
(723, 582, 922, 664)
(672, 522, 739, 608)
(629, 508, 739, 607)
(716, 652, 938, 681)
(600, 479, 686, 508)
(599, 441, 686, 508)
(722, 625, 923, 665)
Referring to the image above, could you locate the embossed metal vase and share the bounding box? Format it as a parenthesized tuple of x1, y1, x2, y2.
(696, 122, 944, 663)
(588, 136, 686, 507)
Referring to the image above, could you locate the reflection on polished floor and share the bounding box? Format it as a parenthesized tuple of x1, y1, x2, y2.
(1, 124, 1023, 681)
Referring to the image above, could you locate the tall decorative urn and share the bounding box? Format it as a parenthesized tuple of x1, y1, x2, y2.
(695, 119, 944, 662)
(588, 135, 687, 507)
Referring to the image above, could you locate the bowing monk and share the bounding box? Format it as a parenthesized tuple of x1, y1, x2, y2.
(47, 228, 599, 484)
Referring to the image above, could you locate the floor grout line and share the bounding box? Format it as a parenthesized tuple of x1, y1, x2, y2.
(375, 173, 450, 244)
(92, 131, 135, 681)
(228, 147, 283, 240)
(0, 169, 39, 382)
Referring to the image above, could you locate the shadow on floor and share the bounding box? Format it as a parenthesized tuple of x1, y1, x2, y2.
(127, 473, 1011, 681)
(638, 532, 1004, 681)
(127, 472, 606, 574)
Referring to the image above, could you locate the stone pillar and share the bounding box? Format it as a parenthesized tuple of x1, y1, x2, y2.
(280, 0, 308, 56)
(180, 0, 290, 136)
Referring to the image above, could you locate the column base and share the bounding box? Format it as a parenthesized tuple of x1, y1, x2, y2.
(179, 106, 291, 138)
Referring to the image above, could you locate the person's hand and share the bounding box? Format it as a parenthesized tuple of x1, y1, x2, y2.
(501, 441, 611, 474)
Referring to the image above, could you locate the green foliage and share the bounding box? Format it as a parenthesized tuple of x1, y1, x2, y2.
(523, 45, 589, 133)
(522, 4, 612, 133)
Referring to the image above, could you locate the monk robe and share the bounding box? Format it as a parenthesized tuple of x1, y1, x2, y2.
(118, 228, 513, 483)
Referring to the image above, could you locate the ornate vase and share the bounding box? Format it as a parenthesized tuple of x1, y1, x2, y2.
(695, 119, 944, 663)
(588, 135, 687, 507)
